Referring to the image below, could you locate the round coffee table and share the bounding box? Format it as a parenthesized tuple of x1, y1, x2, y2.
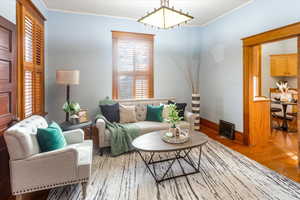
(132, 131, 208, 183)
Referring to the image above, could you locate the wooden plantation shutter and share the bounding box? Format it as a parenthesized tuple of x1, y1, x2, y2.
(18, 0, 46, 119)
(33, 21, 44, 114)
(23, 14, 34, 117)
(112, 31, 154, 99)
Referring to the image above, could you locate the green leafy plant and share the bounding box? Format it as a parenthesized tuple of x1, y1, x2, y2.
(167, 104, 183, 128)
(62, 101, 81, 115)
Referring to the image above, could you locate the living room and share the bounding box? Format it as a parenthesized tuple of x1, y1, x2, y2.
(1, 0, 300, 200)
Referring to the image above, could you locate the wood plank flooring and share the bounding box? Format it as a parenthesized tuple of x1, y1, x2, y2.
(200, 126, 300, 183)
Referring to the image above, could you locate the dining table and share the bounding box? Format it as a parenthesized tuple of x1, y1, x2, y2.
(271, 99, 297, 132)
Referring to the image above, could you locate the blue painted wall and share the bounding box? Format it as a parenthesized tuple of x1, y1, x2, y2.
(0, 0, 47, 24)
(46, 11, 202, 121)
(199, 0, 300, 131)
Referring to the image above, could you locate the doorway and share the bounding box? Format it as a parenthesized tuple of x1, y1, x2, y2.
(243, 22, 300, 166)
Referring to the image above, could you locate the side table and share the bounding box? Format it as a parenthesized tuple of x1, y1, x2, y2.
(60, 121, 93, 139)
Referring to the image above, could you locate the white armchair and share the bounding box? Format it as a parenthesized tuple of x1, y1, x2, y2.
(4, 115, 93, 199)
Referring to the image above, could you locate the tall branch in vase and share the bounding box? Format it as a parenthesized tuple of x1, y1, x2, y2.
(175, 53, 201, 131)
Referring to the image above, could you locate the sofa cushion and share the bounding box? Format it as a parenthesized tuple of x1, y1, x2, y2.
(135, 121, 189, 134)
(134, 121, 169, 134)
(4, 115, 48, 160)
(100, 103, 120, 123)
(120, 104, 137, 123)
(37, 122, 67, 152)
(146, 105, 164, 122)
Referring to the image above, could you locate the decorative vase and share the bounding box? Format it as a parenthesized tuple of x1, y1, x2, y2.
(169, 126, 176, 137)
(175, 127, 181, 137)
(192, 93, 200, 131)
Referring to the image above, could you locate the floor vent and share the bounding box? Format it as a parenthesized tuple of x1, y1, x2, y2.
(219, 120, 235, 140)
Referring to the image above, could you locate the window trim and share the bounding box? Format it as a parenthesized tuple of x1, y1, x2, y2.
(112, 31, 154, 99)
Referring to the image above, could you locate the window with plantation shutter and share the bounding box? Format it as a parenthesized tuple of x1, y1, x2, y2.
(112, 31, 154, 99)
(18, 2, 45, 119)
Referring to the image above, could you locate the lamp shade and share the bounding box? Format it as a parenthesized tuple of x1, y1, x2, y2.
(56, 70, 80, 85)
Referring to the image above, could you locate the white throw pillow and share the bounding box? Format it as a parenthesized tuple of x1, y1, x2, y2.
(120, 104, 137, 123)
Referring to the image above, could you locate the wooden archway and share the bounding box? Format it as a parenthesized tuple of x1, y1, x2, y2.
(242, 22, 300, 165)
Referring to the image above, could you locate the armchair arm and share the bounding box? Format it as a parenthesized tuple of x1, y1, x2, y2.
(63, 129, 84, 144)
(184, 111, 196, 131)
(10, 147, 79, 192)
(24, 147, 78, 162)
(96, 119, 106, 148)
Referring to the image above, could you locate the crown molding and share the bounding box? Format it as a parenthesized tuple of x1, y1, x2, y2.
(201, 0, 254, 27)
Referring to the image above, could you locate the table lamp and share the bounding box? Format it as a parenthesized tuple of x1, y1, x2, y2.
(56, 70, 80, 121)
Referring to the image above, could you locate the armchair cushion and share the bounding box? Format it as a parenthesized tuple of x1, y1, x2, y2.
(63, 129, 85, 144)
(37, 122, 67, 152)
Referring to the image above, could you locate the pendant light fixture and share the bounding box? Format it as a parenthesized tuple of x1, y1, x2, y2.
(138, 0, 194, 29)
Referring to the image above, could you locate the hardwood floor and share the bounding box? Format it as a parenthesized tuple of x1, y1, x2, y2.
(200, 126, 300, 183)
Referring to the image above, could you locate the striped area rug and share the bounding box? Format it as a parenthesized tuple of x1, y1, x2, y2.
(47, 134, 300, 200)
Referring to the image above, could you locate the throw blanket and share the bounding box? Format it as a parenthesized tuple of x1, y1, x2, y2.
(96, 115, 140, 156)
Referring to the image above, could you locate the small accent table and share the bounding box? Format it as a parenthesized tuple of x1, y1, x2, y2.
(132, 131, 208, 184)
(60, 121, 93, 139)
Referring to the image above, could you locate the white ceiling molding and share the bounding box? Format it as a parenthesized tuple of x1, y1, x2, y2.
(201, 0, 254, 27)
(41, 0, 253, 27)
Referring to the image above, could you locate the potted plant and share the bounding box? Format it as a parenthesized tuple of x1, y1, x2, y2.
(62, 101, 81, 123)
(167, 104, 183, 137)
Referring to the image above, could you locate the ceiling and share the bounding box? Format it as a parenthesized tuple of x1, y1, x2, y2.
(42, 0, 253, 26)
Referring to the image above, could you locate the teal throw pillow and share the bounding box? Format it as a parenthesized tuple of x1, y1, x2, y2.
(146, 105, 164, 122)
(37, 122, 67, 152)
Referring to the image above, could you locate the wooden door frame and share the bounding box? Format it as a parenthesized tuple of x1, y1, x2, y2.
(242, 22, 300, 150)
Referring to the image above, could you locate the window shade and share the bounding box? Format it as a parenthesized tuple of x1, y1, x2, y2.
(112, 31, 154, 99)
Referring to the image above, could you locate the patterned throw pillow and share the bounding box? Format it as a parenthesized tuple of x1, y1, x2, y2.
(135, 104, 147, 121)
(119, 104, 137, 123)
(100, 103, 120, 123)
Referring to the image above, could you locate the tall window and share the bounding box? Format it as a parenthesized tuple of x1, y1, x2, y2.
(18, 1, 45, 118)
(112, 31, 154, 99)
